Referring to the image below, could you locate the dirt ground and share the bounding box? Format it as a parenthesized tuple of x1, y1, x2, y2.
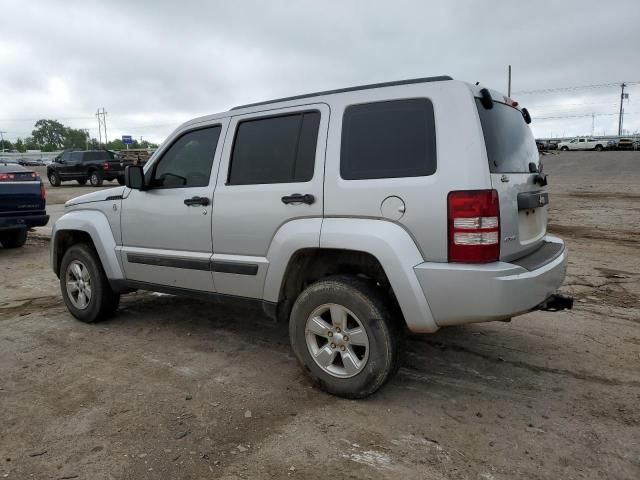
(1, 151, 639, 480)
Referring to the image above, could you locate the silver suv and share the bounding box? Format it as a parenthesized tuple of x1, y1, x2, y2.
(51, 76, 572, 398)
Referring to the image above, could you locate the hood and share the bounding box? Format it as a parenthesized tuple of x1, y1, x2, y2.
(65, 186, 125, 207)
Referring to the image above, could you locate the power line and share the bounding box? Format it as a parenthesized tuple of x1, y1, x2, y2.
(534, 111, 639, 120)
(514, 81, 640, 95)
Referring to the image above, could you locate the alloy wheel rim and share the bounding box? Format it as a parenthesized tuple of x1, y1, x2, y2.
(305, 303, 370, 378)
(65, 260, 92, 309)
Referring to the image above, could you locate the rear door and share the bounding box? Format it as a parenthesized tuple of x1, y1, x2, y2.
(212, 104, 328, 299)
(476, 98, 547, 261)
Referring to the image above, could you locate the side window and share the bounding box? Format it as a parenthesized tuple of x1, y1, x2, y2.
(340, 99, 436, 180)
(69, 152, 83, 164)
(228, 111, 320, 185)
(60, 152, 71, 163)
(151, 126, 221, 188)
(579, 139, 586, 143)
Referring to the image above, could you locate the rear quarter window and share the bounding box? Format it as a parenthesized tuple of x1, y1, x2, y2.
(340, 98, 436, 180)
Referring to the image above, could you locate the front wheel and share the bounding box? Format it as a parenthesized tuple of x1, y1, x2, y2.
(0, 229, 28, 248)
(561, 146, 569, 151)
(89, 170, 103, 187)
(289, 275, 401, 399)
(48, 172, 61, 186)
(60, 243, 120, 323)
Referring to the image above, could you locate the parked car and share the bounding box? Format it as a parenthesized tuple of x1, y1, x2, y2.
(50, 76, 572, 398)
(46, 150, 132, 187)
(0, 162, 49, 248)
(617, 138, 635, 150)
(17, 157, 44, 166)
(558, 137, 607, 151)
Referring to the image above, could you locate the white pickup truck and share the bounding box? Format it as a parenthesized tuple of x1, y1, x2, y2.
(558, 137, 606, 151)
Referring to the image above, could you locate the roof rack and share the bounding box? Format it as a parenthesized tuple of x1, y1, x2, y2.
(231, 75, 453, 110)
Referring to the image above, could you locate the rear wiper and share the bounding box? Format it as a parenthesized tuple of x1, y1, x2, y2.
(529, 162, 548, 186)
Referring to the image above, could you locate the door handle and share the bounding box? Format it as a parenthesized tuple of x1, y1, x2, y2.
(184, 196, 210, 206)
(281, 193, 315, 205)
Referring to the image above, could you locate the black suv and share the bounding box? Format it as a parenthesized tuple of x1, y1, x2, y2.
(47, 150, 131, 187)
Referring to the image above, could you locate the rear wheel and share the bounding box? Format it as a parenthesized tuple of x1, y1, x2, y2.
(48, 172, 61, 186)
(60, 244, 120, 323)
(0, 229, 28, 248)
(289, 275, 401, 399)
(89, 170, 103, 187)
(77, 178, 87, 185)
(595, 144, 603, 152)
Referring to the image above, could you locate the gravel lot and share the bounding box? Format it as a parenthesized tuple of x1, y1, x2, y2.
(1, 151, 639, 479)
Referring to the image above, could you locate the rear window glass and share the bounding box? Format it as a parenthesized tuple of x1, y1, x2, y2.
(476, 100, 538, 173)
(340, 99, 436, 180)
(84, 151, 114, 161)
(228, 111, 320, 185)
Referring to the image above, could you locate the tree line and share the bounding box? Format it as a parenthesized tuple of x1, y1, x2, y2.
(1, 119, 158, 152)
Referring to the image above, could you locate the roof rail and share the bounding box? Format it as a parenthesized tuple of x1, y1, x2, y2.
(231, 75, 453, 110)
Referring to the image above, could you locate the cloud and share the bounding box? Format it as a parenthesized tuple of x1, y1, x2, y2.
(1, 0, 639, 143)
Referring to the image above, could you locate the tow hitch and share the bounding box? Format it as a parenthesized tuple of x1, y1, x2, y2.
(537, 293, 574, 312)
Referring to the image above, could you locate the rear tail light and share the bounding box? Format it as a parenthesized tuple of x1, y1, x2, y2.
(0, 173, 15, 181)
(40, 182, 46, 199)
(102, 161, 110, 170)
(448, 189, 500, 263)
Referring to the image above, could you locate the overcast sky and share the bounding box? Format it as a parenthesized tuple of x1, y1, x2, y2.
(1, 0, 639, 145)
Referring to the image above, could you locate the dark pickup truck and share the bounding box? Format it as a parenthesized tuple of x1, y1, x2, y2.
(0, 163, 49, 248)
(47, 150, 132, 187)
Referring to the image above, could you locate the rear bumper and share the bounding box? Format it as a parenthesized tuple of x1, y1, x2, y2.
(0, 213, 49, 231)
(414, 235, 568, 327)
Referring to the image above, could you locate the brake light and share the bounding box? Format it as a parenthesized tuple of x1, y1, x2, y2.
(448, 190, 500, 263)
(102, 161, 110, 170)
(40, 182, 46, 199)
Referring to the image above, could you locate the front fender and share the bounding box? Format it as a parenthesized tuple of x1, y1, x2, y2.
(51, 210, 124, 280)
(320, 218, 438, 333)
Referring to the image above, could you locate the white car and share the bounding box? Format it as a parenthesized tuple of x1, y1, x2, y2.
(558, 137, 606, 151)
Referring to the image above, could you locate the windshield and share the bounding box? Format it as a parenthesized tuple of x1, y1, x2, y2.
(476, 99, 538, 173)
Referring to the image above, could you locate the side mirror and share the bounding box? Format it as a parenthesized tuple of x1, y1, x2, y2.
(125, 165, 145, 190)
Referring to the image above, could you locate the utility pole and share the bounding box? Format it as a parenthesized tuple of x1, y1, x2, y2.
(591, 113, 595, 137)
(618, 83, 626, 136)
(507, 65, 512, 97)
(96, 110, 102, 146)
(0, 130, 6, 152)
(95, 108, 108, 147)
(102, 108, 108, 146)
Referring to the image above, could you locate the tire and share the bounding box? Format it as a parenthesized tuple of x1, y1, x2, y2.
(117, 176, 125, 185)
(89, 170, 103, 187)
(48, 172, 61, 186)
(77, 179, 87, 185)
(560, 146, 569, 151)
(595, 145, 603, 152)
(0, 229, 28, 248)
(59, 243, 120, 323)
(289, 275, 401, 399)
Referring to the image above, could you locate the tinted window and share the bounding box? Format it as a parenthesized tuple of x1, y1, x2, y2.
(476, 100, 538, 174)
(84, 151, 113, 162)
(340, 99, 436, 180)
(69, 152, 83, 164)
(228, 112, 320, 185)
(152, 126, 221, 188)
